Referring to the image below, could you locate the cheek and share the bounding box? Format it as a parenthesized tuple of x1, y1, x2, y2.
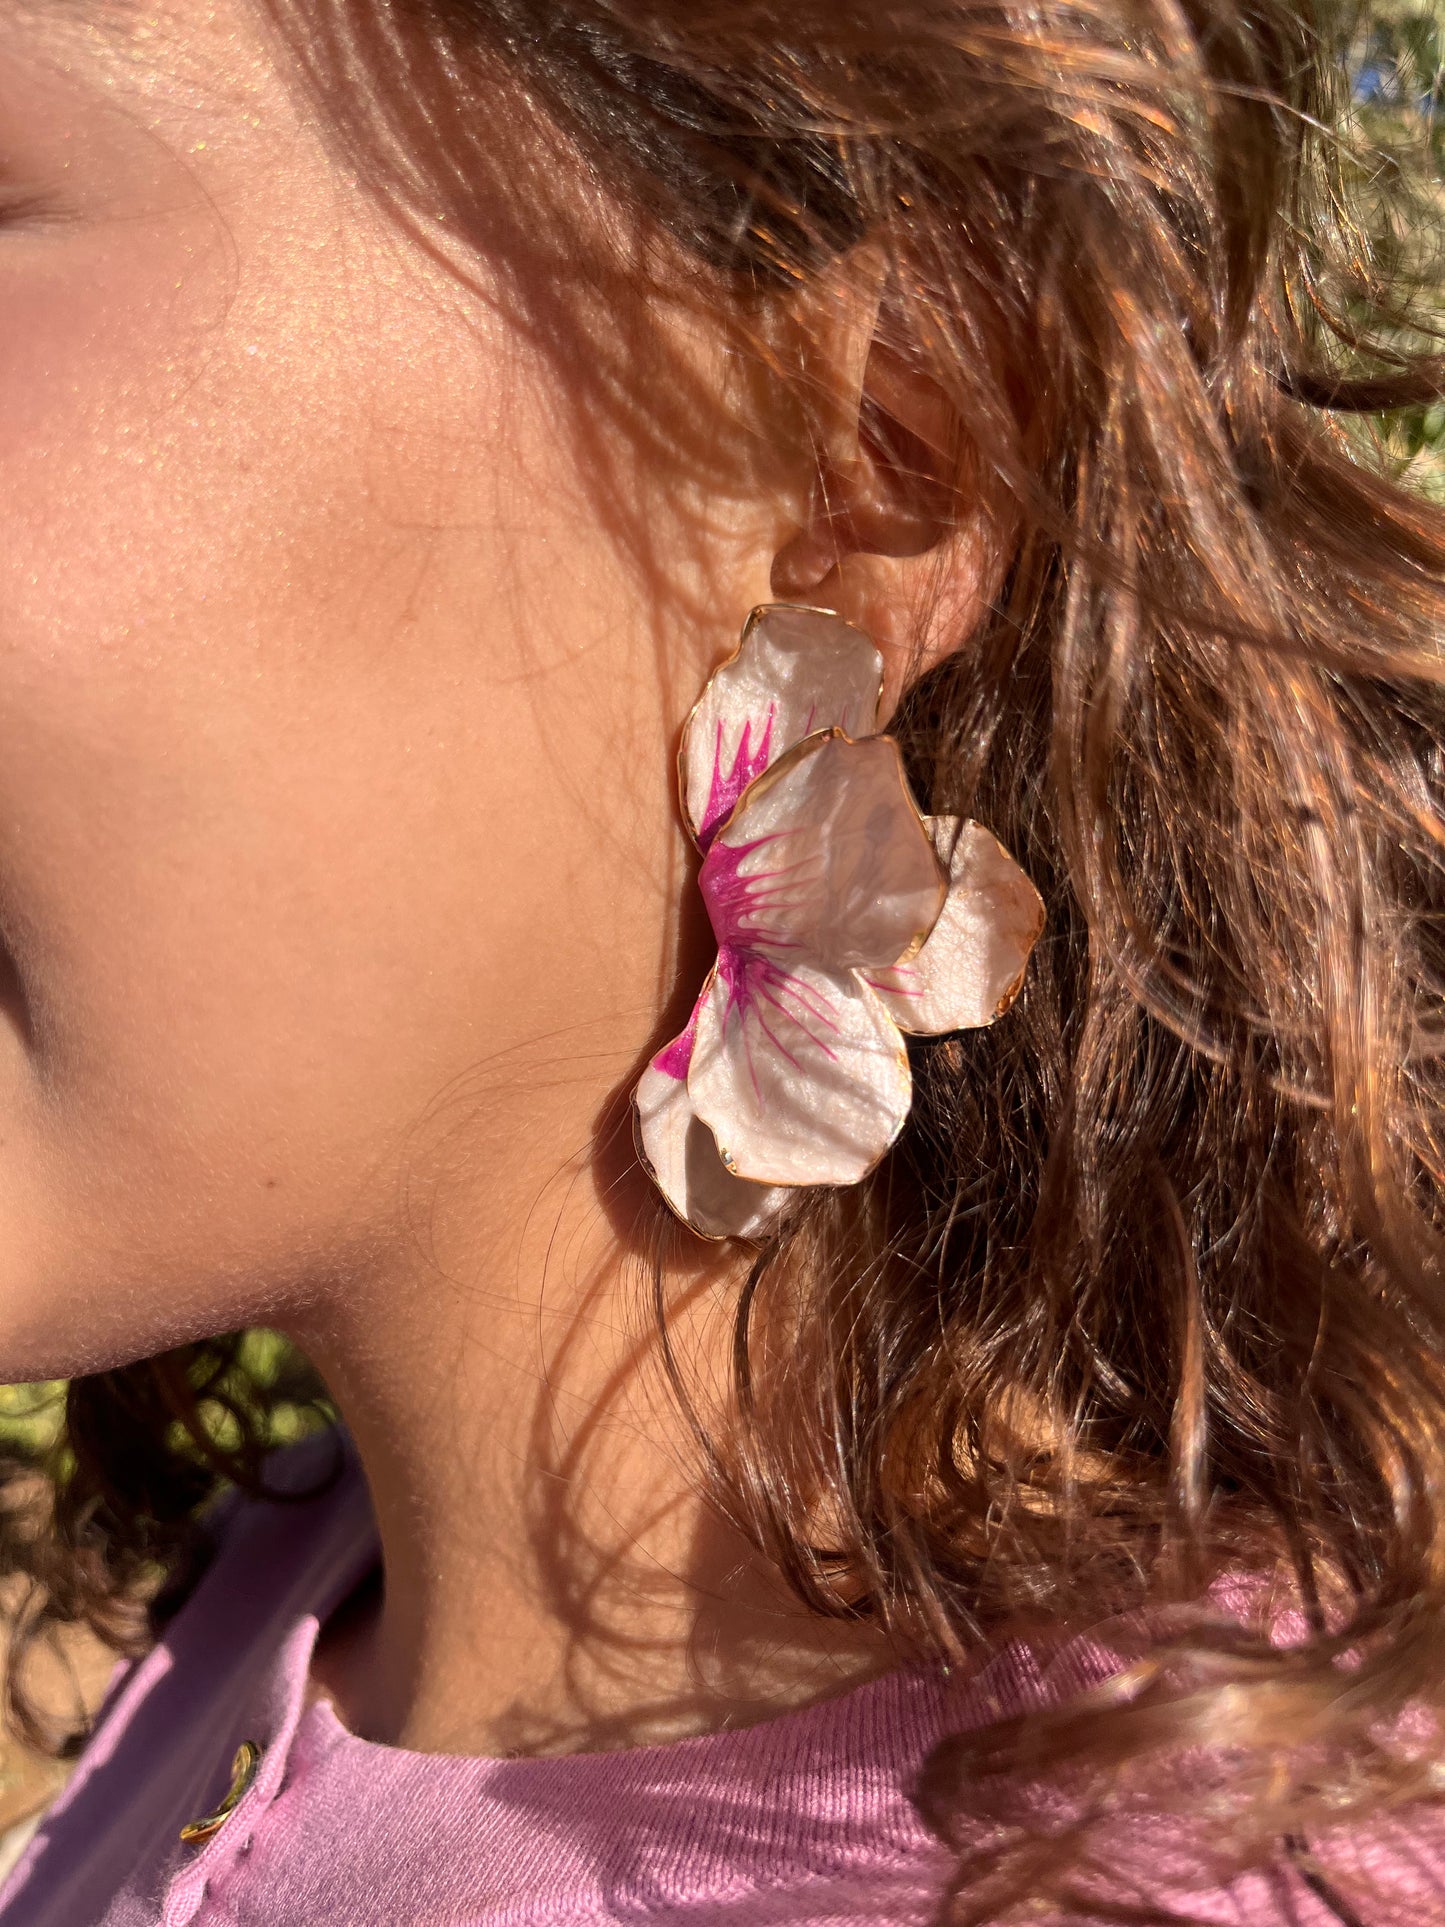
(0, 14, 713, 1378)
(0, 218, 494, 1361)
(0, 214, 679, 1378)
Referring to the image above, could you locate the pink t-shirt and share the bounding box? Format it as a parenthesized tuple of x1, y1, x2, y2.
(1, 1435, 1440, 1926)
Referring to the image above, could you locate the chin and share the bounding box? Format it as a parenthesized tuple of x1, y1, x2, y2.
(0, 1237, 261, 1389)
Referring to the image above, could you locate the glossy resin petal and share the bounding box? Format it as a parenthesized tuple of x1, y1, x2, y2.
(679, 605, 883, 849)
(867, 817, 1045, 1034)
(687, 955, 912, 1187)
(634, 1044, 790, 1242)
(700, 732, 946, 976)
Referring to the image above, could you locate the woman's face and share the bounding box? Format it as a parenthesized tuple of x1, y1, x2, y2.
(0, 0, 783, 1377)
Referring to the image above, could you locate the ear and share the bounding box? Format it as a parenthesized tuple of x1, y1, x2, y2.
(769, 255, 1006, 707)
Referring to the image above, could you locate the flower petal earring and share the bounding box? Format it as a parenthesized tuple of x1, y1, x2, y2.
(634, 604, 1044, 1242)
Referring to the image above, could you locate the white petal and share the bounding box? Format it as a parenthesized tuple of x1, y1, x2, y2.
(634, 1028, 789, 1242)
(700, 730, 946, 976)
(688, 955, 912, 1187)
(679, 605, 883, 849)
(866, 817, 1044, 1034)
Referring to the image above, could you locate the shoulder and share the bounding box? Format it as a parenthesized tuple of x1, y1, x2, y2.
(0, 1426, 379, 1927)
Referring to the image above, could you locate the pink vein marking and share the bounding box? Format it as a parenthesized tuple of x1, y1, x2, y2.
(717, 953, 847, 1106)
(765, 970, 841, 1031)
(750, 1006, 806, 1077)
(699, 708, 776, 848)
(756, 989, 841, 1064)
(865, 970, 922, 1000)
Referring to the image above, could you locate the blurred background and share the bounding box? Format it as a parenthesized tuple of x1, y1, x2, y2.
(1348, 0, 1445, 487)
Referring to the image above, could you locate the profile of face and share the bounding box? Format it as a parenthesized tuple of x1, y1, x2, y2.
(0, 0, 693, 1377)
(0, 0, 974, 1392)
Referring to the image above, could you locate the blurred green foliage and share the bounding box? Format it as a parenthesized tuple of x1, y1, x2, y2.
(185, 1328, 334, 1457)
(0, 1381, 65, 1459)
(1349, 0, 1445, 490)
(0, 1330, 330, 1464)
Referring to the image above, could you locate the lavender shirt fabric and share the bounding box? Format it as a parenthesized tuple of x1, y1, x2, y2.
(1, 1436, 1441, 1927)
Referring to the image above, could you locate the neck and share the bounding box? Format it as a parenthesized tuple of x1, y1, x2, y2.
(286, 1060, 889, 1758)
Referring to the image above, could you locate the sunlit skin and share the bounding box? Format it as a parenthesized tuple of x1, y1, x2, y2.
(0, 0, 989, 1754)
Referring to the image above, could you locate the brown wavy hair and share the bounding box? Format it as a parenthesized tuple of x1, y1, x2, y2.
(11, 0, 1445, 1917)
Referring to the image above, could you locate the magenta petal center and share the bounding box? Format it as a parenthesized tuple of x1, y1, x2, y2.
(651, 1000, 702, 1080)
(699, 832, 813, 956)
(698, 709, 776, 850)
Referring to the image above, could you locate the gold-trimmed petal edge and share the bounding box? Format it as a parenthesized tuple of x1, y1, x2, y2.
(674, 603, 886, 848)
